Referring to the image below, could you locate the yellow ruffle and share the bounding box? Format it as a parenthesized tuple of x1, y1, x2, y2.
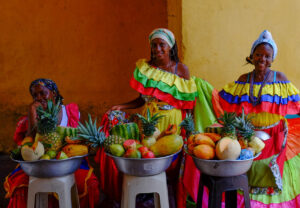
(136, 59, 197, 94)
(249, 112, 285, 127)
(223, 82, 299, 98)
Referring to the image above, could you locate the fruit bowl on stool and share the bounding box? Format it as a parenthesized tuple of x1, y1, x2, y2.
(185, 148, 261, 177)
(107, 150, 181, 176)
(11, 154, 87, 178)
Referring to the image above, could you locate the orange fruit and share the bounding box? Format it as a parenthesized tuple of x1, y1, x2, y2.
(193, 144, 215, 160)
(203, 133, 222, 143)
(194, 134, 215, 147)
(187, 143, 197, 154)
(21, 136, 33, 145)
(187, 135, 195, 145)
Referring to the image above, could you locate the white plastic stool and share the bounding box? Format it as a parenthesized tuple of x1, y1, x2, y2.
(27, 173, 80, 208)
(121, 171, 169, 208)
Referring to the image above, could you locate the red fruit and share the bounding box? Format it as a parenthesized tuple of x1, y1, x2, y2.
(142, 151, 155, 158)
(138, 146, 149, 154)
(123, 139, 137, 150)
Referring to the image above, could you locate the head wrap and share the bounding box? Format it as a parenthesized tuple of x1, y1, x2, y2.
(149, 28, 175, 48)
(29, 78, 64, 103)
(250, 30, 278, 60)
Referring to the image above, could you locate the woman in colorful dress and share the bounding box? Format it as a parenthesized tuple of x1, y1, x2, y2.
(96, 28, 199, 206)
(219, 30, 300, 207)
(4, 78, 100, 208)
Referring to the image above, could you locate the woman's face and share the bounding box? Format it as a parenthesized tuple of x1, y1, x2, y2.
(252, 44, 273, 72)
(31, 85, 56, 108)
(151, 38, 171, 61)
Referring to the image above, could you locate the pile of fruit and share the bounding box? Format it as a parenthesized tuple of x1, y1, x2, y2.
(12, 100, 106, 161)
(104, 109, 183, 159)
(183, 110, 266, 161)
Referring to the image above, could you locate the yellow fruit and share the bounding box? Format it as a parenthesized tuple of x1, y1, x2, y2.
(40, 154, 51, 160)
(150, 134, 183, 156)
(248, 136, 265, 154)
(193, 144, 215, 160)
(62, 144, 88, 157)
(194, 134, 215, 147)
(216, 137, 241, 160)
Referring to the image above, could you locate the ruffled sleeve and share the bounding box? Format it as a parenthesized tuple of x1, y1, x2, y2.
(130, 59, 198, 109)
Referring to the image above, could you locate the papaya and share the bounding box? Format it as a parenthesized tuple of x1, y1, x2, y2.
(65, 136, 82, 144)
(203, 133, 222, 143)
(194, 134, 215, 147)
(193, 144, 215, 160)
(150, 134, 183, 157)
(62, 144, 88, 157)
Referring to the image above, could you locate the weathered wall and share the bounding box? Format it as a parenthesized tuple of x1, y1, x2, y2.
(0, 0, 167, 152)
(182, 0, 300, 90)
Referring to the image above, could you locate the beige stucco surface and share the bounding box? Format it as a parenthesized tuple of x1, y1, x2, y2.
(182, 0, 300, 90)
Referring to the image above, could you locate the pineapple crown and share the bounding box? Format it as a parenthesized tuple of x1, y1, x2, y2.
(179, 113, 195, 137)
(234, 108, 255, 141)
(135, 108, 165, 137)
(36, 100, 60, 134)
(77, 114, 106, 147)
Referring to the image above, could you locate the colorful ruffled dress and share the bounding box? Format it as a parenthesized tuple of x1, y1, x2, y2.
(96, 59, 198, 202)
(219, 71, 300, 207)
(4, 103, 100, 208)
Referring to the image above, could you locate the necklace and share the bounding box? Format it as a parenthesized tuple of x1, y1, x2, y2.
(249, 69, 271, 106)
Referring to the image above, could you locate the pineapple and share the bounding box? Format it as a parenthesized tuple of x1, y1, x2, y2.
(179, 113, 196, 138)
(36, 100, 62, 151)
(103, 135, 126, 152)
(234, 109, 255, 148)
(218, 111, 237, 139)
(77, 114, 106, 150)
(136, 108, 164, 148)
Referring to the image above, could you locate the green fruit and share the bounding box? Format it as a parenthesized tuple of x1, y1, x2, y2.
(136, 143, 143, 149)
(110, 144, 125, 157)
(40, 154, 51, 160)
(124, 149, 142, 158)
(110, 123, 139, 140)
(46, 150, 57, 159)
(57, 151, 68, 160)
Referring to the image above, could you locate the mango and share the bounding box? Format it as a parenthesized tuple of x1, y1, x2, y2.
(150, 134, 183, 157)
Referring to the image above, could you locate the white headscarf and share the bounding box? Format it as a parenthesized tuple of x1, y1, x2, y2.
(149, 28, 175, 48)
(250, 30, 278, 60)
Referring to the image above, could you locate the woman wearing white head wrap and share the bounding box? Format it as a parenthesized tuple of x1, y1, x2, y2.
(219, 30, 300, 207)
(99, 28, 198, 206)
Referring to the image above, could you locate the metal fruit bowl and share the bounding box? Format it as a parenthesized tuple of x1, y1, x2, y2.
(185, 148, 261, 177)
(11, 154, 87, 178)
(106, 150, 181, 177)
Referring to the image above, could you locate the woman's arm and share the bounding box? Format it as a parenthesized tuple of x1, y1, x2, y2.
(26, 101, 42, 137)
(110, 95, 145, 111)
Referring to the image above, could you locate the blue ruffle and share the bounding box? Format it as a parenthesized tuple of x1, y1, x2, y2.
(219, 90, 300, 105)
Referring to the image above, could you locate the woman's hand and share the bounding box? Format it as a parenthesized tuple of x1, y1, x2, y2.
(106, 105, 124, 114)
(26, 101, 43, 137)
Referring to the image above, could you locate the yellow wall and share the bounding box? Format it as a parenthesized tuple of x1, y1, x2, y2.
(182, 0, 300, 90)
(0, 0, 167, 152)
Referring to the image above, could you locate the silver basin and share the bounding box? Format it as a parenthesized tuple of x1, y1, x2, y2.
(186, 149, 260, 177)
(11, 155, 87, 178)
(107, 150, 181, 177)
